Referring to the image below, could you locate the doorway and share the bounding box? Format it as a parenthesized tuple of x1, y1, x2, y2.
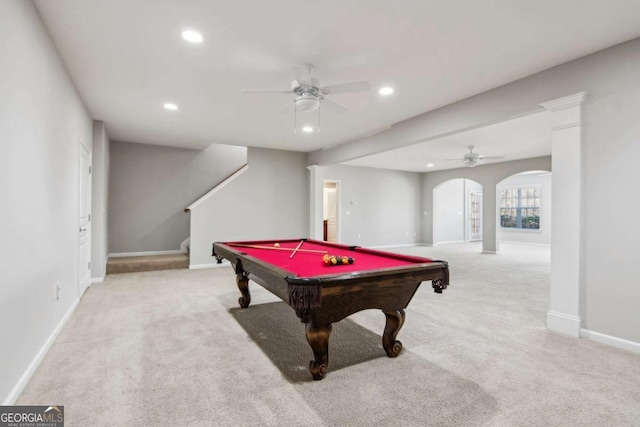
(433, 178, 482, 245)
(78, 143, 92, 296)
(469, 192, 483, 241)
(323, 181, 339, 242)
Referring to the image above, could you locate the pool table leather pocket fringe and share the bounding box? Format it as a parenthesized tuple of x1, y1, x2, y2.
(431, 261, 449, 293)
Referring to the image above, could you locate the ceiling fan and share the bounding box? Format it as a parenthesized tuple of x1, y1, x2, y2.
(446, 146, 505, 167)
(241, 64, 370, 132)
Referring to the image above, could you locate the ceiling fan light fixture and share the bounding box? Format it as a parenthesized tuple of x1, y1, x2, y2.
(295, 94, 320, 112)
(302, 126, 314, 133)
(379, 86, 394, 95)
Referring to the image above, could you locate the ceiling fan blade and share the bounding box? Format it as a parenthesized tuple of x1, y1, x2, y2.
(278, 100, 294, 114)
(240, 89, 292, 94)
(480, 156, 506, 160)
(292, 64, 313, 86)
(321, 97, 347, 114)
(321, 81, 370, 94)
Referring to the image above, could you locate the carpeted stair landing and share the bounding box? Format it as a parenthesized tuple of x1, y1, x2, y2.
(106, 253, 189, 274)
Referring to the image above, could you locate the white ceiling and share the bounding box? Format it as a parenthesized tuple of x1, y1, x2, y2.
(35, 0, 640, 156)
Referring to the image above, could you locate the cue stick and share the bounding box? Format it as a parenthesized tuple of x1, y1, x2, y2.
(226, 243, 327, 255)
(289, 240, 304, 259)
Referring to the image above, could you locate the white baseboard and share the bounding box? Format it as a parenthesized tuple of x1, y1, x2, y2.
(547, 311, 581, 337)
(3, 297, 80, 405)
(481, 250, 497, 254)
(108, 250, 183, 258)
(434, 240, 465, 245)
(500, 240, 551, 247)
(581, 328, 640, 355)
(190, 260, 231, 270)
(370, 244, 419, 249)
(90, 276, 105, 284)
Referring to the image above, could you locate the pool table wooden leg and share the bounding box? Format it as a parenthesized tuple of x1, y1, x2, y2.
(305, 321, 332, 380)
(236, 272, 251, 308)
(382, 309, 405, 357)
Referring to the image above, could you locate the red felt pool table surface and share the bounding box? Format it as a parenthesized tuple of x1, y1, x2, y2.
(222, 238, 437, 278)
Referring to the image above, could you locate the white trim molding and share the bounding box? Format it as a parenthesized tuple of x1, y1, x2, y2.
(3, 297, 80, 405)
(580, 329, 640, 355)
(185, 164, 249, 212)
(547, 311, 581, 337)
(539, 91, 589, 112)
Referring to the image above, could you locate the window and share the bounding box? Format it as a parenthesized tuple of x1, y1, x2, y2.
(499, 186, 540, 229)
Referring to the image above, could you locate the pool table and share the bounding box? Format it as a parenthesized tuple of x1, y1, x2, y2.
(212, 238, 449, 380)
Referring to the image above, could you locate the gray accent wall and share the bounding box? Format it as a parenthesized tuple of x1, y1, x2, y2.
(189, 147, 309, 267)
(108, 141, 247, 253)
(0, 1, 93, 403)
(323, 165, 422, 247)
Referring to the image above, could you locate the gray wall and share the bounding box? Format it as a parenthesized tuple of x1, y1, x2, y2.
(108, 141, 247, 253)
(0, 1, 93, 403)
(91, 121, 110, 279)
(190, 147, 309, 267)
(323, 165, 422, 247)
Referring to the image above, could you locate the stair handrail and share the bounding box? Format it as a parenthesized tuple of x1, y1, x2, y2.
(184, 164, 249, 212)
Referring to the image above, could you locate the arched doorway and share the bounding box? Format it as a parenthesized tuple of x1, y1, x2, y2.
(433, 178, 483, 246)
(496, 170, 552, 250)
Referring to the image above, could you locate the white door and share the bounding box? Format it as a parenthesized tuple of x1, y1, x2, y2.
(326, 188, 337, 242)
(469, 192, 482, 241)
(78, 144, 92, 296)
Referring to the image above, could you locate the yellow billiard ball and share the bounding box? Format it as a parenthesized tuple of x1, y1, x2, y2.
(274, 243, 280, 247)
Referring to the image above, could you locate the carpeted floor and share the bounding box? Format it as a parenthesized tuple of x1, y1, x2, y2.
(106, 253, 189, 274)
(17, 243, 640, 426)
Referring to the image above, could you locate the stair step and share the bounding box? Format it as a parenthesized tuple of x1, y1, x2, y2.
(107, 253, 189, 274)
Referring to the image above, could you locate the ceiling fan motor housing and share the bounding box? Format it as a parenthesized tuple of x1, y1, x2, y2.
(295, 93, 320, 112)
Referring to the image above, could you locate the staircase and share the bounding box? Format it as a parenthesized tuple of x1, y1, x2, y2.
(106, 253, 189, 274)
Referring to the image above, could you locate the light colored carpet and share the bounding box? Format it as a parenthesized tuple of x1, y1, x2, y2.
(17, 243, 640, 426)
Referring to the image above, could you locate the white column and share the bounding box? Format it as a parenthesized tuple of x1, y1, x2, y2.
(307, 165, 325, 240)
(540, 92, 588, 337)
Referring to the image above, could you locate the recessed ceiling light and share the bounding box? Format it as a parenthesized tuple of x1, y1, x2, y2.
(379, 87, 394, 95)
(182, 30, 203, 43)
(163, 103, 178, 111)
(302, 126, 314, 133)
(426, 163, 434, 168)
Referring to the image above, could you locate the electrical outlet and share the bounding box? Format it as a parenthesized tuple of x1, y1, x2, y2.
(357, 234, 361, 239)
